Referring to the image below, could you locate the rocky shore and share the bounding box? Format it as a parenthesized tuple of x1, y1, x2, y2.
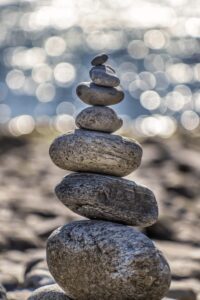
(0, 133, 199, 300)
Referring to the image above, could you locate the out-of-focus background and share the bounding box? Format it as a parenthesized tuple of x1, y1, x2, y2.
(0, 0, 199, 299)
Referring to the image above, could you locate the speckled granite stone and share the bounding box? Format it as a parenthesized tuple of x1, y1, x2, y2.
(75, 106, 123, 133)
(76, 82, 124, 106)
(89, 65, 120, 87)
(55, 173, 158, 227)
(47, 220, 171, 300)
(49, 129, 142, 176)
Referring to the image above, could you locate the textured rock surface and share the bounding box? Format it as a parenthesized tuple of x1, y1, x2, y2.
(49, 129, 142, 176)
(47, 220, 171, 300)
(75, 106, 123, 133)
(55, 173, 158, 226)
(76, 82, 124, 106)
(91, 53, 108, 66)
(90, 65, 120, 87)
(28, 284, 71, 300)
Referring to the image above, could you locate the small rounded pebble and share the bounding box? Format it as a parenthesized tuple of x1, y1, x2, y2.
(0, 284, 7, 300)
(28, 284, 71, 300)
(55, 173, 158, 226)
(47, 220, 171, 300)
(90, 65, 120, 87)
(75, 106, 123, 133)
(24, 269, 55, 289)
(49, 129, 142, 176)
(91, 53, 108, 66)
(76, 82, 124, 106)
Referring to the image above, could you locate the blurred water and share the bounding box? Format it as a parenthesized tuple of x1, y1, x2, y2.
(0, 0, 200, 137)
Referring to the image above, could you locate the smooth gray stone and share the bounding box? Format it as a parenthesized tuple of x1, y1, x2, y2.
(55, 173, 158, 227)
(91, 53, 108, 66)
(75, 106, 123, 133)
(76, 82, 124, 106)
(28, 284, 71, 300)
(49, 129, 142, 176)
(47, 220, 171, 300)
(89, 65, 120, 87)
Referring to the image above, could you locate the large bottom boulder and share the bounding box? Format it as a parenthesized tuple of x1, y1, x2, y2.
(47, 220, 171, 300)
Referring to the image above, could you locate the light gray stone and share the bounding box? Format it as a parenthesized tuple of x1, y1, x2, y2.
(90, 65, 120, 87)
(49, 129, 142, 176)
(47, 220, 171, 300)
(75, 106, 123, 133)
(55, 173, 158, 227)
(76, 82, 124, 106)
(28, 284, 70, 300)
(91, 53, 108, 66)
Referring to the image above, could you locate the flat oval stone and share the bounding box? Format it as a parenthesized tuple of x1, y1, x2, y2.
(90, 65, 120, 87)
(28, 284, 71, 300)
(76, 82, 124, 106)
(49, 129, 142, 176)
(91, 53, 108, 66)
(75, 106, 123, 133)
(55, 173, 158, 226)
(47, 221, 171, 300)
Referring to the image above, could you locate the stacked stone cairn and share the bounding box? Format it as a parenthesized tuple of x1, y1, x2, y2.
(46, 54, 171, 300)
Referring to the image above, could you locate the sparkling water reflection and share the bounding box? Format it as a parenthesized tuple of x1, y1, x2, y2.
(0, 0, 199, 137)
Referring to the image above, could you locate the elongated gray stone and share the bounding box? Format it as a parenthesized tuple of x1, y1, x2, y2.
(76, 82, 124, 106)
(91, 53, 108, 66)
(75, 106, 123, 133)
(47, 221, 171, 300)
(55, 173, 158, 226)
(49, 129, 142, 176)
(90, 65, 120, 87)
(28, 284, 71, 300)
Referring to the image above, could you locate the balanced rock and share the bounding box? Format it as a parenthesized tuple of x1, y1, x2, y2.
(90, 65, 120, 87)
(49, 129, 142, 176)
(76, 82, 124, 106)
(75, 106, 123, 133)
(47, 220, 171, 300)
(91, 53, 108, 66)
(28, 284, 71, 300)
(55, 173, 158, 227)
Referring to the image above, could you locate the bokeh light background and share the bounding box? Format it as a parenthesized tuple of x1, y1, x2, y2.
(0, 0, 200, 138)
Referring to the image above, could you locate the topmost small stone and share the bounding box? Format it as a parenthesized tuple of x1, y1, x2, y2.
(91, 53, 108, 66)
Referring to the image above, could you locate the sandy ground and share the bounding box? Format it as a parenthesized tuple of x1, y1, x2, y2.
(0, 133, 199, 300)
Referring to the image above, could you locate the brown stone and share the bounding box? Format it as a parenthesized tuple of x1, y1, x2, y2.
(75, 106, 123, 133)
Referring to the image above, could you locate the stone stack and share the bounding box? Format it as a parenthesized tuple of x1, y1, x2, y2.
(46, 54, 171, 300)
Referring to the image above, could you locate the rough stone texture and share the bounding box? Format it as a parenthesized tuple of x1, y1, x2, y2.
(55, 173, 158, 227)
(76, 82, 124, 106)
(90, 65, 120, 87)
(47, 220, 171, 300)
(91, 53, 108, 66)
(75, 106, 123, 133)
(49, 129, 142, 176)
(28, 284, 71, 300)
